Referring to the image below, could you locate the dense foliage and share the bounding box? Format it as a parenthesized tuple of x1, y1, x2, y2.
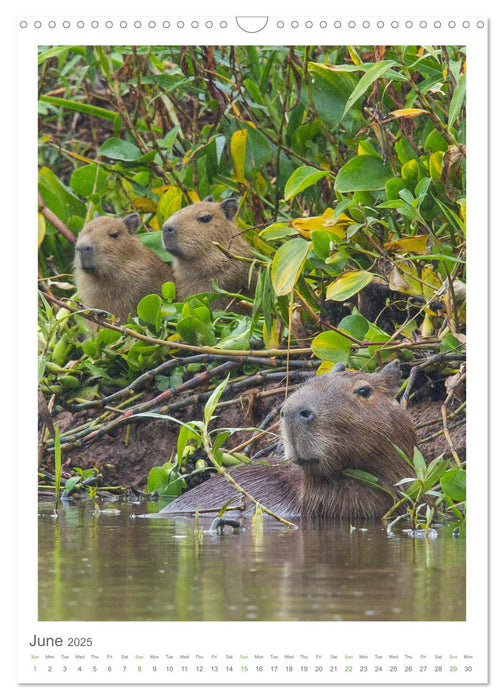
(38, 45, 466, 521)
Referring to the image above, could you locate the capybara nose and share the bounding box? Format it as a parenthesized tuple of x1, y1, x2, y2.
(297, 407, 315, 422)
(76, 243, 93, 254)
(162, 223, 176, 236)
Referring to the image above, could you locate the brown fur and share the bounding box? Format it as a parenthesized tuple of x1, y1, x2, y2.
(74, 214, 173, 323)
(159, 361, 418, 520)
(161, 197, 254, 306)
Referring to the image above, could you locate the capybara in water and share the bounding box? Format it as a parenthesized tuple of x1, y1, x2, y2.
(158, 360, 418, 520)
(161, 197, 254, 306)
(74, 213, 174, 323)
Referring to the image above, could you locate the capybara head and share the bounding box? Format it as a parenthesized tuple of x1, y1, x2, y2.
(74, 213, 142, 276)
(280, 360, 417, 484)
(74, 213, 173, 324)
(161, 196, 239, 261)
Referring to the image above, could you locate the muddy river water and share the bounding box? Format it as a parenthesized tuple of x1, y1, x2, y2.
(38, 499, 465, 622)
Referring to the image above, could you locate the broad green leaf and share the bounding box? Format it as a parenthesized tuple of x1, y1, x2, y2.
(137, 294, 162, 331)
(271, 238, 311, 296)
(176, 315, 216, 346)
(306, 64, 358, 125)
(98, 137, 142, 162)
(204, 375, 230, 425)
(311, 330, 353, 364)
(335, 156, 392, 192)
(338, 312, 369, 340)
(39, 167, 86, 223)
(70, 164, 108, 197)
(326, 270, 374, 301)
(161, 281, 176, 301)
(284, 166, 328, 200)
(440, 469, 466, 502)
(244, 126, 273, 176)
(341, 60, 397, 119)
(96, 329, 122, 347)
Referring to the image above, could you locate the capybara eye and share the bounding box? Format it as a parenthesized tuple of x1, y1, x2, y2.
(354, 385, 372, 398)
(197, 214, 213, 224)
(108, 232, 119, 239)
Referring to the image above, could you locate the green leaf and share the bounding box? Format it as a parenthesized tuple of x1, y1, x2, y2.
(306, 64, 358, 125)
(311, 330, 353, 364)
(448, 72, 466, 128)
(271, 238, 311, 296)
(260, 222, 295, 242)
(204, 375, 230, 425)
(98, 137, 142, 162)
(161, 281, 176, 301)
(147, 464, 186, 498)
(341, 60, 397, 119)
(137, 294, 162, 330)
(39, 95, 120, 124)
(440, 469, 466, 502)
(137, 231, 173, 262)
(343, 469, 379, 484)
(284, 166, 328, 200)
(335, 156, 392, 192)
(38, 357, 46, 382)
(176, 315, 216, 346)
(177, 424, 201, 468)
(38, 167, 86, 223)
(326, 270, 374, 301)
(96, 329, 122, 347)
(70, 164, 108, 197)
(338, 313, 369, 340)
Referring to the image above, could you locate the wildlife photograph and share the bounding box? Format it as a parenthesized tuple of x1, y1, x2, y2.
(37, 44, 467, 622)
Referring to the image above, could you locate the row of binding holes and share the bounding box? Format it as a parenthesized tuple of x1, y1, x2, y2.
(21, 20, 227, 29)
(279, 20, 484, 29)
(20, 19, 485, 29)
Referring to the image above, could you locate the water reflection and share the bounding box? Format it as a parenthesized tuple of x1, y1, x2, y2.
(38, 501, 465, 622)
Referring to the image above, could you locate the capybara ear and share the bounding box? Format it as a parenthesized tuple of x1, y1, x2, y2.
(203, 195, 214, 202)
(220, 198, 239, 220)
(331, 363, 346, 373)
(123, 213, 141, 235)
(379, 360, 401, 395)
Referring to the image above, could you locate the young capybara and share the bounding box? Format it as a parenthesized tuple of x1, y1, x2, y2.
(161, 196, 254, 306)
(74, 213, 174, 323)
(158, 360, 418, 520)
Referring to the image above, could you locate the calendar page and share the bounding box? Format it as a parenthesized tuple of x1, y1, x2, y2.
(13, 1, 491, 693)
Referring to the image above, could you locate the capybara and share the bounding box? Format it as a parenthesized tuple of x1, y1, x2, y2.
(74, 213, 174, 322)
(158, 360, 418, 520)
(161, 197, 254, 306)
